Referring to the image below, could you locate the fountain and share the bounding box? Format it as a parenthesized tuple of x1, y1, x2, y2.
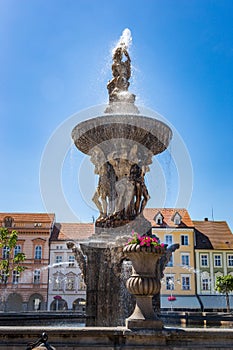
(2, 29, 233, 350)
(70, 28, 174, 327)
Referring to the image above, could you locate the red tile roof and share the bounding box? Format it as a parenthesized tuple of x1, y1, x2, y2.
(144, 208, 193, 227)
(0, 212, 55, 223)
(51, 222, 94, 241)
(193, 220, 233, 249)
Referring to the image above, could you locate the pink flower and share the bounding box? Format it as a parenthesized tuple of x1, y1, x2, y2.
(126, 231, 166, 249)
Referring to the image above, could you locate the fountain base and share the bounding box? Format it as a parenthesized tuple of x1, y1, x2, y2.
(126, 318, 163, 330)
(126, 296, 163, 329)
(2, 326, 233, 350)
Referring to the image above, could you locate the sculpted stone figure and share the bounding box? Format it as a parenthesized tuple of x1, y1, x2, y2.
(107, 47, 131, 100)
(26, 332, 56, 350)
(129, 164, 150, 216)
(92, 162, 116, 221)
(90, 142, 153, 226)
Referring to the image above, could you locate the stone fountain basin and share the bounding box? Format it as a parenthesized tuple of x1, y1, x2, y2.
(72, 114, 172, 155)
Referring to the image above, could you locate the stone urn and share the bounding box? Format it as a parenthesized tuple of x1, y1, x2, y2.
(123, 244, 166, 329)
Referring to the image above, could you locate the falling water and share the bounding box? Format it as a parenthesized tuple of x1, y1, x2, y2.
(120, 260, 135, 322)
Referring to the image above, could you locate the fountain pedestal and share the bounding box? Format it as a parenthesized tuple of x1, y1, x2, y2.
(123, 244, 166, 329)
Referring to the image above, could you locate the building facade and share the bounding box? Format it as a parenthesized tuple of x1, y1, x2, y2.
(144, 208, 200, 310)
(0, 213, 55, 311)
(48, 222, 94, 312)
(194, 219, 233, 310)
(1, 210, 233, 313)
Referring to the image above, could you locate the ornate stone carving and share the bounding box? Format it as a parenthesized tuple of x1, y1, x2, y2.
(88, 140, 152, 228)
(105, 36, 139, 114)
(123, 244, 166, 329)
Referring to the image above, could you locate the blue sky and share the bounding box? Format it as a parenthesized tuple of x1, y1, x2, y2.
(1, 0, 233, 229)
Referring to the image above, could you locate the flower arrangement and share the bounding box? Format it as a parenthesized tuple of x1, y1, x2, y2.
(126, 230, 166, 248)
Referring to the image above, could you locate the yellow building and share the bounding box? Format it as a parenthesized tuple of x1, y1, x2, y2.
(144, 208, 201, 310)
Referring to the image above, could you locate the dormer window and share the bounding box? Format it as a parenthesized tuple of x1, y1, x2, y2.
(172, 212, 182, 225)
(154, 212, 164, 225)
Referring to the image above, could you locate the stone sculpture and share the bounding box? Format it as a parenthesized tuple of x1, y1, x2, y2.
(107, 47, 132, 101)
(26, 332, 55, 350)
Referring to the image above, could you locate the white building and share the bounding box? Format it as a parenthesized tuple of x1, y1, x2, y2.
(48, 222, 94, 313)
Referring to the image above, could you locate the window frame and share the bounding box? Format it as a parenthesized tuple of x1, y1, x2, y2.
(181, 235, 189, 246)
(55, 255, 63, 266)
(181, 275, 191, 290)
(214, 254, 222, 267)
(181, 253, 190, 267)
(200, 254, 209, 267)
(164, 235, 173, 245)
(227, 255, 233, 267)
(201, 277, 210, 291)
(34, 245, 42, 260)
(68, 255, 75, 267)
(14, 245, 21, 257)
(2, 246, 10, 259)
(33, 269, 41, 284)
(12, 270, 20, 284)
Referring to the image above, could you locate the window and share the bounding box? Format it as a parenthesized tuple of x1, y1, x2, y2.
(165, 235, 173, 245)
(14, 245, 21, 257)
(182, 276, 190, 290)
(12, 270, 20, 284)
(181, 235, 189, 246)
(202, 278, 210, 291)
(0, 271, 8, 284)
(66, 277, 75, 290)
(166, 276, 174, 290)
(33, 270, 41, 284)
(181, 254, 190, 266)
(228, 255, 233, 267)
(35, 246, 42, 260)
(2, 246, 9, 259)
(166, 254, 173, 267)
(175, 218, 180, 225)
(55, 256, 63, 265)
(201, 254, 208, 267)
(155, 212, 164, 225)
(68, 255, 75, 267)
(214, 255, 222, 267)
(173, 213, 181, 225)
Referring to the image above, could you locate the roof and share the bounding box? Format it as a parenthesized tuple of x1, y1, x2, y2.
(50, 222, 94, 241)
(144, 208, 194, 228)
(0, 212, 55, 224)
(193, 220, 233, 249)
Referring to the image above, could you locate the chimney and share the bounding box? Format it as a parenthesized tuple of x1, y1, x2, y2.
(204, 217, 208, 221)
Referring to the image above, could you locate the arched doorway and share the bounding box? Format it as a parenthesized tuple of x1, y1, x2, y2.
(73, 298, 86, 315)
(28, 293, 44, 311)
(50, 296, 68, 311)
(7, 293, 23, 312)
